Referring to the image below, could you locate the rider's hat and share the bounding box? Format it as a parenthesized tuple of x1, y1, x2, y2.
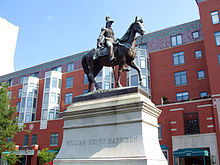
(106, 16, 114, 23)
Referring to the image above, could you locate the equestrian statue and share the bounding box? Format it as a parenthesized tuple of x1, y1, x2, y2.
(82, 16, 145, 92)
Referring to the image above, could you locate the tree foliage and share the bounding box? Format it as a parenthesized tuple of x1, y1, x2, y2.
(38, 148, 59, 164)
(0, 83, 23, 163)
(2, 152, 22, 165)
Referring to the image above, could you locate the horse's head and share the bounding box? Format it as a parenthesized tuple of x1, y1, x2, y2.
(133, 16, 145, 36)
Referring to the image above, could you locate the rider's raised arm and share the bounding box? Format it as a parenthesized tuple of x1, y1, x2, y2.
(97, 27, 106, 48)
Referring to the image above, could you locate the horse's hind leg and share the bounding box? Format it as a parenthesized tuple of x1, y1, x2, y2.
(128, 61, 143, 86)
(116, 64, 123, 88)
(88, 71, 100, 90)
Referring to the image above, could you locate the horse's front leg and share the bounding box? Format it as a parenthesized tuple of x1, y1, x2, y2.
(88, 80, 92, 92)
(112, 66, 116, 88)
(116, 64, 123, 88)
(128, 61, 143, 86)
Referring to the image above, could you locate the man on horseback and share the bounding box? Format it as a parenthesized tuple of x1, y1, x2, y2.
(97, 16, 116, 62)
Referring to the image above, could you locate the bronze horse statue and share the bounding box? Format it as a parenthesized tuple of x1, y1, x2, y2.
(82, 17, 145, 92)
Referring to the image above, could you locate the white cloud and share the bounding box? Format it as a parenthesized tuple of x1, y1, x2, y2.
(48, 16, 52, 20)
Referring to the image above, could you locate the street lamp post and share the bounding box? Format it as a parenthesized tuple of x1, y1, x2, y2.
(25, 149, 28, 165)
(31, 145, 39, 165)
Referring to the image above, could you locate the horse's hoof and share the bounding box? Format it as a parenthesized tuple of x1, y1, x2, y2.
(139, 82, 144, 86)
(117, 84, 123, 88)
(123, 68, 130, 72)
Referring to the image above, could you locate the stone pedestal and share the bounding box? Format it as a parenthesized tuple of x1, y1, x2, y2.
(54, 87, 167, 165)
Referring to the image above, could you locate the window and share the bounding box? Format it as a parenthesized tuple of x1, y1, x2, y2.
(25, 113, 31, 123)
(57, 94, 60, 104)
(176, 91, 189, 101)
(173, 51, 185, 66)
(211, 11, 220, 24)
(49, 109, 55, 120)
(45, 78, 50, 88)
(27, 97, 32, 107)
(158, 123, 162, 140)
(174, 71, 187, 86)
(84, 74, 88, 84)
(32, 114, 35, 121)
(30, 72, 39, 78)
(50, 133, 58, 146)
(8, 79, 13, 86)
(218, 54, 220, 64)
(67, 63, 74, 72)
(200, 92, 208, 98)
(65, 93, 72, 104)
(184, 112, 200, 135)
(58, 79, 62, 88)
(198, 70, 205, 79)
(140, 57, 146, 68)
(21, 97, 26, 107)
(42, 109, 48, 120)
(52, 78, 58, 88)
(97, 70, 103, 77)
(97, 82, 102, 89)
(171, 34, 182, 46)
(142, 75, 147, 88)
(31, 134, 37, 145)
(131, 75, 138, 86)
(23, 135, 29, 146)
(66, 77, 73, 88)
(192, 31, 199, 39)
(29, 83, 34, 94)
(195, 50, 202, 58)
(23, 83, 28, 94)
(17, 102, 20, 112)
(105, 67, 110, 78)
(7, 91, 12, 100)
(52, 66, 62, 72)
(18, 88, 22, 98)
(215, 31, 220, 46)
(55, 110, 59, 119)
(19, 113, 24, 121)
(33, 98, 36, 108)
(147, 58, 150, 71)
(104, 82, 110, 89)
(148, 76, 151, 89)
(43, 93, 49, 105)
(50, 92, 56, 104)
(20, 76, 26, 84)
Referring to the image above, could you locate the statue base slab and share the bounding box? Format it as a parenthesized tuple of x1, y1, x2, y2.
(54, 87, 167, 165)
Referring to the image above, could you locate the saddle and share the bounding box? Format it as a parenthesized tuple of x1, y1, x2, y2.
(93, 41, 124, 60)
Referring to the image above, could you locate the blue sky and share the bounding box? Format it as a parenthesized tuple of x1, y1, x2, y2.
(0, 0, 200, 71)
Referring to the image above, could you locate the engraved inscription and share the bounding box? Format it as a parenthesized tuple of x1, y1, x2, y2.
(66, 136, 138, 146)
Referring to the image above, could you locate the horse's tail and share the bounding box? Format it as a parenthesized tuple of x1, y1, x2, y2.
(81, 49, 95, 75)
(81, 54, 89, 75)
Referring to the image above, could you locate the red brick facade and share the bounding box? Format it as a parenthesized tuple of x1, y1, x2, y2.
(1, 0, 220, 164)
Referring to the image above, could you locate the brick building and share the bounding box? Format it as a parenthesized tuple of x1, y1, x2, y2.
(0, 0, 220, 164)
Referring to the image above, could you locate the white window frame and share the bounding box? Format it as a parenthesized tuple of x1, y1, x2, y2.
(211, 11, 220, 24)
(171, 34, 183, 46)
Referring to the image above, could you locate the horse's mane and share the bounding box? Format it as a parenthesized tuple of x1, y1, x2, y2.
(119, 23, 134, 43)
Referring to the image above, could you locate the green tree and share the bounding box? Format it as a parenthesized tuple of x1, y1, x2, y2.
(0, 83, 23, 164)
(38, 148, 59, 164)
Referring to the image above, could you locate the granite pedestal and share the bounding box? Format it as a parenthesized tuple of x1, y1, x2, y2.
(53, 87, 167, 165)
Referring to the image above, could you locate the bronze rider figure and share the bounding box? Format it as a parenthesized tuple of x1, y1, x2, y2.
(97, 16, 116, 62)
